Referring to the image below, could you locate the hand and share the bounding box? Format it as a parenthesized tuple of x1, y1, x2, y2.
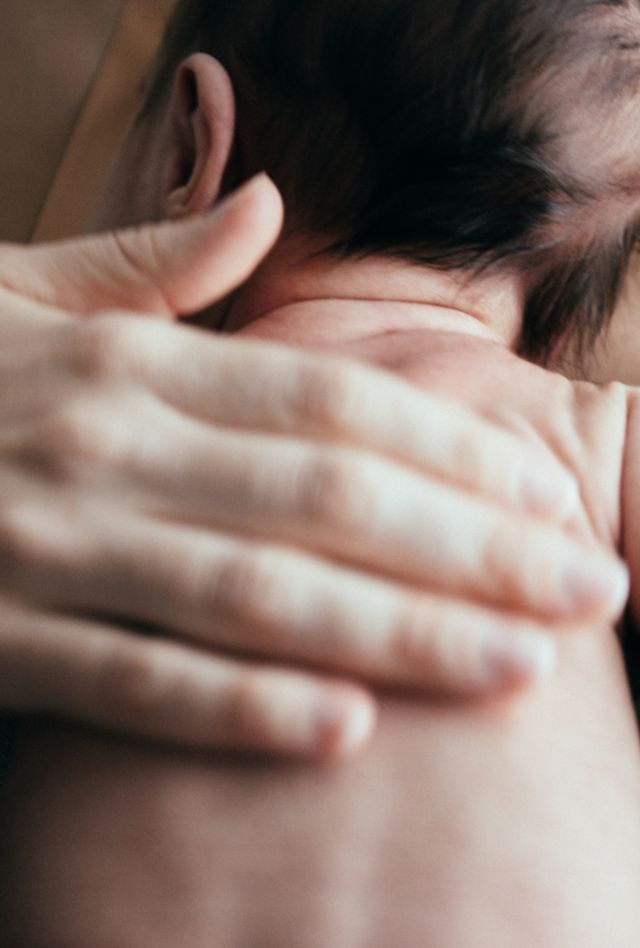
(0, 177, 626, 759)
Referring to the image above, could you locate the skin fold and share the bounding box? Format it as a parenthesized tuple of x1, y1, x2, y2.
(4, 43, 640, 947)
(3, 292, 640, 947)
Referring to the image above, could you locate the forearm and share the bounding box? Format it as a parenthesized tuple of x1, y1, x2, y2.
(2, 625, 640, 948)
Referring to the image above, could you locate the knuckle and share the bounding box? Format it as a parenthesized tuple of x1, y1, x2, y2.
(42, 402, 97, 461)
(225, 670, 274, 744)
(390, 603, 438, 667)
(0, 503, 72, 584)
(390, 600, 472, 690)
(289, 359, 361, 432)
(294, 451, 373, 532)
(211, 549, 286, 625)
(481, 517, 510, 571)
(448, 427, 487, 484)
(0, 503, 39, 570)
(97, 644, 172, 722)
(444, 415, 514, 500)
(37, 400, 133, 477)
(69, 314, 140, 380)
(481, 515, 529, 597)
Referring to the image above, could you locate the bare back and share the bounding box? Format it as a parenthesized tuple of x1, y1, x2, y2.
(2, 325, 640, 947)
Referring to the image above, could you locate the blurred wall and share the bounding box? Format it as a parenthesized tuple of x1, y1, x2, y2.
(0, 0, 175, 243)
(0, 0, 125, 241)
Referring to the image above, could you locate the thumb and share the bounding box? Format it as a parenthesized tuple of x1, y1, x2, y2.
(0, 174, 283, 318)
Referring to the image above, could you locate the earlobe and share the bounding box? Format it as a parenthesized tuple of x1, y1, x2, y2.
(164, 53, 236, 218)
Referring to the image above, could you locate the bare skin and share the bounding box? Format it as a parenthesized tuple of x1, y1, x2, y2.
(2, 253, 640, 947)
(3, 51, 640, 947)
(2, 178, 599, 759)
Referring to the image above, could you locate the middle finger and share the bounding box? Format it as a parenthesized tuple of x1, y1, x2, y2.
(123, 409, 627, 622)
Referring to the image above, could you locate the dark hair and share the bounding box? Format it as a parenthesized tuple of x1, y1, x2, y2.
(145, 0, 640, 361)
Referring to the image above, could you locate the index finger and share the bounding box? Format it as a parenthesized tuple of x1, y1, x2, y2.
(69, 315, 578, 520)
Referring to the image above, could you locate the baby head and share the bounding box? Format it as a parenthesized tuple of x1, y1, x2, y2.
(141, 0, 640, 360)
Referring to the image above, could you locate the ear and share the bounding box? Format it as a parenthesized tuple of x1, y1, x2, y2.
(163, 53, 236, 218)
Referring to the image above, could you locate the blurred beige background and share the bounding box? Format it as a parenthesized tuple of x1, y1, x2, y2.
(0, 0, 175, 243)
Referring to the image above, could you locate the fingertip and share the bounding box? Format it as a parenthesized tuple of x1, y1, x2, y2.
(517, 461, 580, 521)
(314, 689, 378, 760)
(168, 173, 283, 245)
(151, 174, 284, 314)
(221, 173, 284, 243)
(208, 171, 281, 219)
(240, 173, 284, 215)
(561, 553, 629, 620)
(481, 630, 557, 691)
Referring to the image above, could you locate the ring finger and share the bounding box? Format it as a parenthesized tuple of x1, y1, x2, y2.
(28, 517, 566, 695)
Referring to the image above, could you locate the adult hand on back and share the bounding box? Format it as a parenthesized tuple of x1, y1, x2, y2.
(0, 176, 626, 759)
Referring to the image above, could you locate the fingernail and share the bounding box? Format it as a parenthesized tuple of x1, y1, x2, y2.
(562, 555, 629, 617)
(314, 695, 376, 758)
(519, 464, 579, 519)
(483, 631, 557, 687)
